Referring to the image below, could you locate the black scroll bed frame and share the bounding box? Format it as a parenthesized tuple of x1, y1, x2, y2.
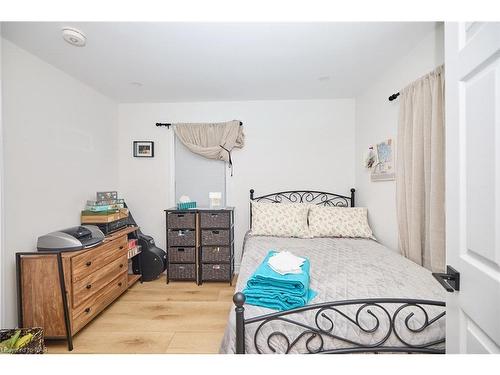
(232, 188, 445, 354)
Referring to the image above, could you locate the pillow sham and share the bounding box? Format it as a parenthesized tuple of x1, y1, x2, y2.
(251, 202, 311, 238)
(308, 206, 374, 239)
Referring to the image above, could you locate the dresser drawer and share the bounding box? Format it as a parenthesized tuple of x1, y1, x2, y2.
(200, 212, 230, 228)
(72, 272, 127, 334)
(201, 229, 230, 246)
(71, 236, 127, 282)
(168, 247, 196, 263)
(168, 229, 196, 247)
(168, 263, 196, 280)
(167, 212, 196, 229)
(72, 254, 128, 308)
(201, 246, 230, 263)
(201, 263, 231, 281)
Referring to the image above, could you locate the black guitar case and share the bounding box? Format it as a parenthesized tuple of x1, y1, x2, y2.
(125, 203, 167, 281)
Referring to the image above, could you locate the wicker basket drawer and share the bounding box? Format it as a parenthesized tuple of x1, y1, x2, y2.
(167, 212, 196, 229)
(168, 229, 196, 247)
(201, 246, 230, 263)
(168, 247, 196, 263)
(202, 263, 231, 281)
(201, 229, 230, 246)
(200, 212, 230, 228)
(168, 263, 196, 280)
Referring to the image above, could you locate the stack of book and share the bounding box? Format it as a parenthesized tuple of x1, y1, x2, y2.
(127, 239, 141, 259)
(81, 191, 129, 226)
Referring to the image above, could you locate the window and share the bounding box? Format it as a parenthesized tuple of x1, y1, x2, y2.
(174, 136, 226, 207)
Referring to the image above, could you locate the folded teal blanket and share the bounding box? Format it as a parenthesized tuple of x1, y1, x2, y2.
(243, 250, 317, 311)
(243, 288, 317, 311)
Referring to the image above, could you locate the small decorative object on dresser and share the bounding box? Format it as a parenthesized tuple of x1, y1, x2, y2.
(177, 195, 197, 210)
(165, 207, 234, 285)
(133, 141, 154, 157)
(208, 192, 222, 209)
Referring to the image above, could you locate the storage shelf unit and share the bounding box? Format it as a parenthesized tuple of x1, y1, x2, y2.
(165, 208, 234, 285)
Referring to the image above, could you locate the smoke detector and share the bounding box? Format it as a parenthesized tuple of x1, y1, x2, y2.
(62, 27, 86, 47)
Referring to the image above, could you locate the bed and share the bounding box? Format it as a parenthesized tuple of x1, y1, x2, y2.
(219, 189, 446, 354)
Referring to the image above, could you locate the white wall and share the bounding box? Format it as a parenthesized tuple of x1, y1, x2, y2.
(0, 24, 443, 328)
(118, 99, 356, 267)
(354, 25, 444, 251)
(1, 39, 118, 327)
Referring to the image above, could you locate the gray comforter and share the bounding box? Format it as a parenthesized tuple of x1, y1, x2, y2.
(219, 233, 446, 354)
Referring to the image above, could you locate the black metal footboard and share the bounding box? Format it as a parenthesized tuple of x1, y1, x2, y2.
(233, 292, 446, 354)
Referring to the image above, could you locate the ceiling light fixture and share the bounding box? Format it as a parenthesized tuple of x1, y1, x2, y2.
(62, 27, 87, 47)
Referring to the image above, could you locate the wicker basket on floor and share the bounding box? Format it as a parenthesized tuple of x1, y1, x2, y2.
(0, 328, 46, 354)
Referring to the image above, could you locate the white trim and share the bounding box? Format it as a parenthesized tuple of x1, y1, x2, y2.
(225, 161, 231, 207)
(0, 31, 5, 327)
(168, 128, 176, 208)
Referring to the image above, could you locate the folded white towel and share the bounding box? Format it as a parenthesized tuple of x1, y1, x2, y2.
(268, 251, 305, 275)
(268, 263, 303, 275)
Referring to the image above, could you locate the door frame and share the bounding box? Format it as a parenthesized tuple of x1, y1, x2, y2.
(445, 21, 500, 353)
(0, 30, 5, 327)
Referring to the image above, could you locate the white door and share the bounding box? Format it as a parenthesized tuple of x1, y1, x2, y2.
(445, 22, 500, 353)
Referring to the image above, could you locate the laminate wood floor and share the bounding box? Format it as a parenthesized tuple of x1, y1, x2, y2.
(45, 277, 235, 354)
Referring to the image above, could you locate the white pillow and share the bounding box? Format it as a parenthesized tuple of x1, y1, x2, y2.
(308, 206, 374, 238)
(251, 202, 311, 238)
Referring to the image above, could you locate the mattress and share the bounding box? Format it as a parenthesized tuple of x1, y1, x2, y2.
(219, 233, 446, 354)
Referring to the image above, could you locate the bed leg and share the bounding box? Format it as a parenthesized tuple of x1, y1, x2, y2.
(234, 292, 246, 354)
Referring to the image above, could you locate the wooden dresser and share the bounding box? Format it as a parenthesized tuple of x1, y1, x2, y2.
(16, 226, 141, 351)
(165, 208, 234, 285)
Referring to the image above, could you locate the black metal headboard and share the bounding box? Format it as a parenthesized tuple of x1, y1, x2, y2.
(249, 188, 355, 226)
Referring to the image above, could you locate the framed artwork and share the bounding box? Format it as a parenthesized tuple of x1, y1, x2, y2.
(133, 141, 154, 158)
(366, 138, 395, 182)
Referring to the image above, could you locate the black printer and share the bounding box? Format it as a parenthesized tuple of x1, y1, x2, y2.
(37, 225, 105, 252)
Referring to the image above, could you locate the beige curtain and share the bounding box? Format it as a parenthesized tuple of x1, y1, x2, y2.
(396, 65, 445, 272)
(174, 120, 245, 173)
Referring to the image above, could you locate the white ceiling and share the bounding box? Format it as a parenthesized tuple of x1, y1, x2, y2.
(2, 22, 437, 102)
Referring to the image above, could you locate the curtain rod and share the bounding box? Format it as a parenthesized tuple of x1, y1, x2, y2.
(388, 92, 400, 101)
(388, 64, 444, 102)
(156, 121, 243, 129)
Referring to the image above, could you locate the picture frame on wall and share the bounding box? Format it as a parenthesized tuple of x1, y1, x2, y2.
(370, 138, 395, 181)
(133, 141, 154, 158)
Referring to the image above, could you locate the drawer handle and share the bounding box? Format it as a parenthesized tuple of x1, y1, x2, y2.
(118, 282, 123, 287)
(179, 266, 185, 270)
(210, 213, 218, 217)
(86, 284, 92, 290)
(85, 307, 91, 314)
(119, 264, 124, 268)
(178, 231, 186, 237)
(85, 261, 92, 267)
(213, 247, 220, 253)
(119, 246, 124, 250)
(177, 248, 185, 252)
(213, 265, 221, 270)
(212, 230, 220, 235)
(177, 214, 185, 218)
